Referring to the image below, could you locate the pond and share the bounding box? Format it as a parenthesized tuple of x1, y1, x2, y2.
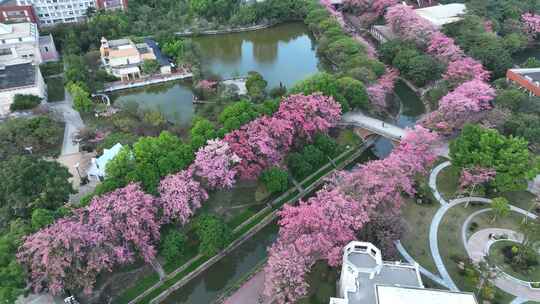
(111, 22, 321, 126)
(513, 47, 540, 65)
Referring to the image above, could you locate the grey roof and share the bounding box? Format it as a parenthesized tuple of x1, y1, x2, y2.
(108, 38, 131, 48)
(0, 62, 36, 90)
(144, 38, 171, 66)
(523, 72, 540, 83)
(347, 262, 422, 304)
(39, 35, 53, 44)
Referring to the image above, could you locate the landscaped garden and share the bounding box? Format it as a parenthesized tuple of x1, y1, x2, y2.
(489, 240, 540, 283)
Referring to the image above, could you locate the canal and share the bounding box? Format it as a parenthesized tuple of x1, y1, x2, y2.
(159, 150, 377, 304)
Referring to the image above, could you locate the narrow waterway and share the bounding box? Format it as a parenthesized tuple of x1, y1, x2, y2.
(159, 150, 377, 303)
(370, 80, 426, 158)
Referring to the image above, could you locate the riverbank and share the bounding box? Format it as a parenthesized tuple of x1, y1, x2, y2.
(101, 72, 193, 93)
(176, 23, 277, 37)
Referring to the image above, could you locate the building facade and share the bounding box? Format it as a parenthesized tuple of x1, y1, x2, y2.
(0, 5, 38, 23)
(0, 22, 41, 65)
(95, 0, 127, 11)
(100, 37, 157, 81)
(329, 242, 478, 304)
(15, 0, 95, 26)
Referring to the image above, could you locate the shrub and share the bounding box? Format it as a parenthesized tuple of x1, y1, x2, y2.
(260, 167, 289, 194)
(195, 214, 232, 256)
(10, 94, 41, 111)
(159, 229, 186, 264)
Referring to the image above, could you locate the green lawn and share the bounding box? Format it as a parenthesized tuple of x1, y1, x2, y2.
(45, 77, 65, 102)
(400, 198, 439, 274)
(436, 164, 460, 201)
(489, 240, 540, 282)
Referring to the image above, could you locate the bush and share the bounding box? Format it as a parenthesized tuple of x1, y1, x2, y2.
(10, 94, 41, 111)
(40, 61, 63, 77)
(260, 167, 289, 194)
(195, 214, 232, 256)
(159, 229, 187, 264)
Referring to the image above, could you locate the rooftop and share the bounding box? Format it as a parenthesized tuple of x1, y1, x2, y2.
(376, 285, 478, 304)
(144, 38, 171, 66)
(414, 3, 466, 27)
(0, 62, 36, 90)
(346, 262, 422, 304)
(0, 22, 36, 39)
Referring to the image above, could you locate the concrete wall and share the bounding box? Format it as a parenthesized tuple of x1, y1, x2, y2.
(0, 68, 45, 115)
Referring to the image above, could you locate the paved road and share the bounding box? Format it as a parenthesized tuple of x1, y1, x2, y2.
(49, 90, 84, 156)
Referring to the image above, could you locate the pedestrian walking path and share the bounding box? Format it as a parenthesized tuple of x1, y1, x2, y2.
(424, 159, 539, 302)
(341, 111, 406, 141)
(395, 240, 449, 288)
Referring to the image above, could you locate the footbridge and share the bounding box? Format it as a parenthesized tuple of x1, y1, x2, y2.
(340, 112, 406, 142)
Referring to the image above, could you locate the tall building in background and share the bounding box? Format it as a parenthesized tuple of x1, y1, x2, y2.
(15, 0, 95, 25)
(95, 0, 127, 11)
(0, 5, 38, 23)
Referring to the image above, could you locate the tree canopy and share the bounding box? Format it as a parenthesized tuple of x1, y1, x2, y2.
(450, 124, 539, 191)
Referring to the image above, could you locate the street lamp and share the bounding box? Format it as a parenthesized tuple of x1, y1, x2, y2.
(74, 162, 82, 179)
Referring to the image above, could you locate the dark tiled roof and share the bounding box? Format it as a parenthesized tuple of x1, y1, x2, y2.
(0, 62, 36, 90)
(144, 38, 171, 66)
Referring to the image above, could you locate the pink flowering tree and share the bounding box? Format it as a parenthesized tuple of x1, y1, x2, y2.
(423, 80, 495, 134)
(276, 93, 342, 140)
(192, 139, 240, 189)
(81, 183, 161, 263)
(443, 57, 491, 87)
(459, 167, 496, 205)
(159, 169, 209, 224)
(264, 187, 369, 303)
(17, 219, 115, 295)
(427, 32, 464, 63)
(367, 68, 399, 109)
(343, 0, 399, 26)
(385, 4, 436, 46)
(522, 13, 540, 38)
(224, 116, 295, 180)
(264, 127, 439, 303)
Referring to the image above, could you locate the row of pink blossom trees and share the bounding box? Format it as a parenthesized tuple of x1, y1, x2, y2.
(264, 126, 439, 303)
(17, 93, 342, 296)
(384, 4, 496, 134)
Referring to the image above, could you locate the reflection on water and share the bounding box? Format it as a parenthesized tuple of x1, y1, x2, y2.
(110, 23, 320, 125)
(195, 22, 320, 88)
(111, 81, 195, 126)
(513, 47, 540, 65)
(161, 223, 278, 304)
(371, 80, 426, 158)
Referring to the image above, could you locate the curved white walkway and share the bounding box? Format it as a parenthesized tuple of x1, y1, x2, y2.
(425, 160, 539, 302)
(395, 240, 449, 288)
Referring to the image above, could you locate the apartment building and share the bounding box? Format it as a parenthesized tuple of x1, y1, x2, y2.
(0, 5, 38, 23)
(15, 0, 95, 25)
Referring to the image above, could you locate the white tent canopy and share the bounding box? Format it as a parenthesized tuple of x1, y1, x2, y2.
(87, 143, 123, 180)
(415, 3, 466, 27)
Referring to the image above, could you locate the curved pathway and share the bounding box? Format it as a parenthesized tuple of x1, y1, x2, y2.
(425, 159, 539, 302)
(395, 240, 449, 288)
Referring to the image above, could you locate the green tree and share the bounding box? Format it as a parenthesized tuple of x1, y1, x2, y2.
(450, 124, 539, 191)
(0, 219, 31, 303)
(522, 57, 540, 68)
(260, 167, 289, 194)
(491, 197, 510, 223)
(503, 113, 540, 152)
(502, 32, 528, 54)
(291, 72, 349, 111)
(195, 214, 232, 256)
(0, 116, 63, 160)
(141, 59, 160, 75)
(495, 88, 528, 111)
(31, 208, 55, 230)
(67, 82, 94, 113)
(190, 117, 217, 150)
(159, 229, 186, 264)
(0, 156, 73, 228)
(218, 100, 260, 133)
(336, 77, 369, 110)
(314, 133, 340, 158)
(246, 71, 268, 102)
(287, 152, 313, 180)
(403, 55, 443, 87)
